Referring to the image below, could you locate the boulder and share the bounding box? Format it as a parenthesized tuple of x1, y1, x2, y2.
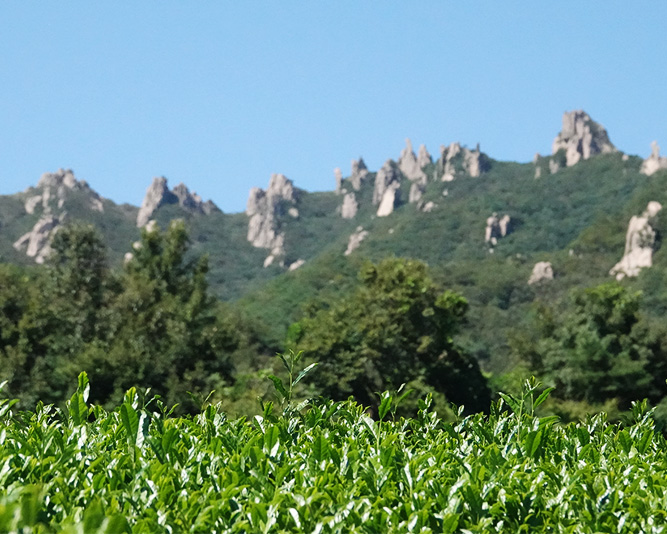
(552, 110, 616, 167)
(485, 213, 511, 245)
(341, 192, 358, 219)
(373, 160, 401, 217)
(409, 182, 425, 204)
(610, 201, 662, 280)
(640, 141, 667, 176)
(344, 226, 369, 256)
(528, 261, 554, 285)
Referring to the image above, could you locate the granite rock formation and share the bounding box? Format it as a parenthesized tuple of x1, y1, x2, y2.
(247, 173, 298, 266)
(373, 160, 402, 217)
(439, 143, 488, 181)
(13, 214, 61, 264)
(137, 178, 217, 227)
(485, 213, 511, 245)
(344, 226, 369, 256)
(23, 169, 104, 215)
(552, 110, 616, 167)
(610, 201, 662, 280)
(340, 192, 359, 219)
(398, 139, 427, 182)
(528, 261, 554, 285)
(640, 141, 667, 176)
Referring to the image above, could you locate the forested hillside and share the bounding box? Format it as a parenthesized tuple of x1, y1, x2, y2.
(2, 110, 667, 423)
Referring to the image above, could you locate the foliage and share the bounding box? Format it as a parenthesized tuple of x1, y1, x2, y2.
(519, 282, 667, 409)
(291, 258, 490, 415)
(1, 376, 667, 532)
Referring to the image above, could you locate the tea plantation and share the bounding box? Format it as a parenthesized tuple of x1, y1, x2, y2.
(1, 373, 666, 533)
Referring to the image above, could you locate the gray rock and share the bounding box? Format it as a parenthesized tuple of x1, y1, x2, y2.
(610, 201, 662, 279)
(439, 142, 487, 181)
(528, 261, 554, 285)
(552, 110, 616, 166)
(25, 169, 105, 215)
(485, 213, 511, 245)
(349, 158, 369, 191)
(417, 144, 432, 169)
(334, 167, 343, 194)
(246, 173, 297, 263)
(373, 160, 401, 217)
(640, 141, 667, 176)
(341, 192, 358, 219)
(137, 178, 176, 227)
(288, 259, 306, 271)
(137, 178, 218, 227)
(398, 139, 427, 182)
(409, 182, 425, 204)
(344, 226, 369, 256)
(13, 214, 61, 264)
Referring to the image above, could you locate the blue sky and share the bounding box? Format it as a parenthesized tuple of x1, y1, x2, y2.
(1, 3, 665, 213)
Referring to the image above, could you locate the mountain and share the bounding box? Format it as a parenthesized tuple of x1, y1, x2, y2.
(2, 110, 667, 376)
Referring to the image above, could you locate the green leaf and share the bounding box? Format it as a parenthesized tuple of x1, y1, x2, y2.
(293, 363, 318, 386)
(637, 428, 653, 454)
(533, 387, 554, 409)
(378, 391, 392, 421)
(311, 434, 329, 463)
(68, 392, 88, 426)
(268, 375, 288, 400)
(264, 425, 280, 457)
(120, 403, 139, 445)
(77, 371, 90, 403)
(499, 392, 520, 414)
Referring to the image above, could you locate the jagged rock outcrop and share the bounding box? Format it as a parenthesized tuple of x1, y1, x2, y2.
(334, 168, 343, 194)
(373, 160, 401, 217)
(552, 110, 616, 167)
(640, 141, 667, 176)
(247, 174, 297, 265)
(288, 259, 305, 271)
(13, 214, 61, 264)
(409, 182, 425, 204)
(610, 201, 662, 280)
(439, 143, 488, 181)
(398, 139, 427, 182)
(528, 261, 554, 285)
(23, 169, 104, 215)
(340, 192, 358, 219)
(485, 213, 511, 245)
(344, 226, 369, 256)
(417, 144, 432, 169)
(348, 158, 369, 191)
(137, 178, 218, 227)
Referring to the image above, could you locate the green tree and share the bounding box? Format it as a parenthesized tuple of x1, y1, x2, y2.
(87, 220, 237, 410)
(291, 258, 490, 416)
(526, 282, 667, 407)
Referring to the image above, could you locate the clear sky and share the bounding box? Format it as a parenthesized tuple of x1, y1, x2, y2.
(1, 2, 665, 213)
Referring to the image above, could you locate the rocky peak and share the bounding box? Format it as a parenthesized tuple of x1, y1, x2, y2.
(137, 178, 218, 228)
(398, 138, 427, 182)
(417, 144, 432, 169)
(610, 201, 662, 280)
(439, 143, 488, 181)
(246, 173, 298, 266)
(349, 158, 369, 191)
(373, 160, 402, 217)
(551, 110, 616, 167)
(640, 141, 667, 176)
(24, 168, 104, 215)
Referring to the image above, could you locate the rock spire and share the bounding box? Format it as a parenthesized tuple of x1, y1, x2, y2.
(551, 110, 616, 167)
